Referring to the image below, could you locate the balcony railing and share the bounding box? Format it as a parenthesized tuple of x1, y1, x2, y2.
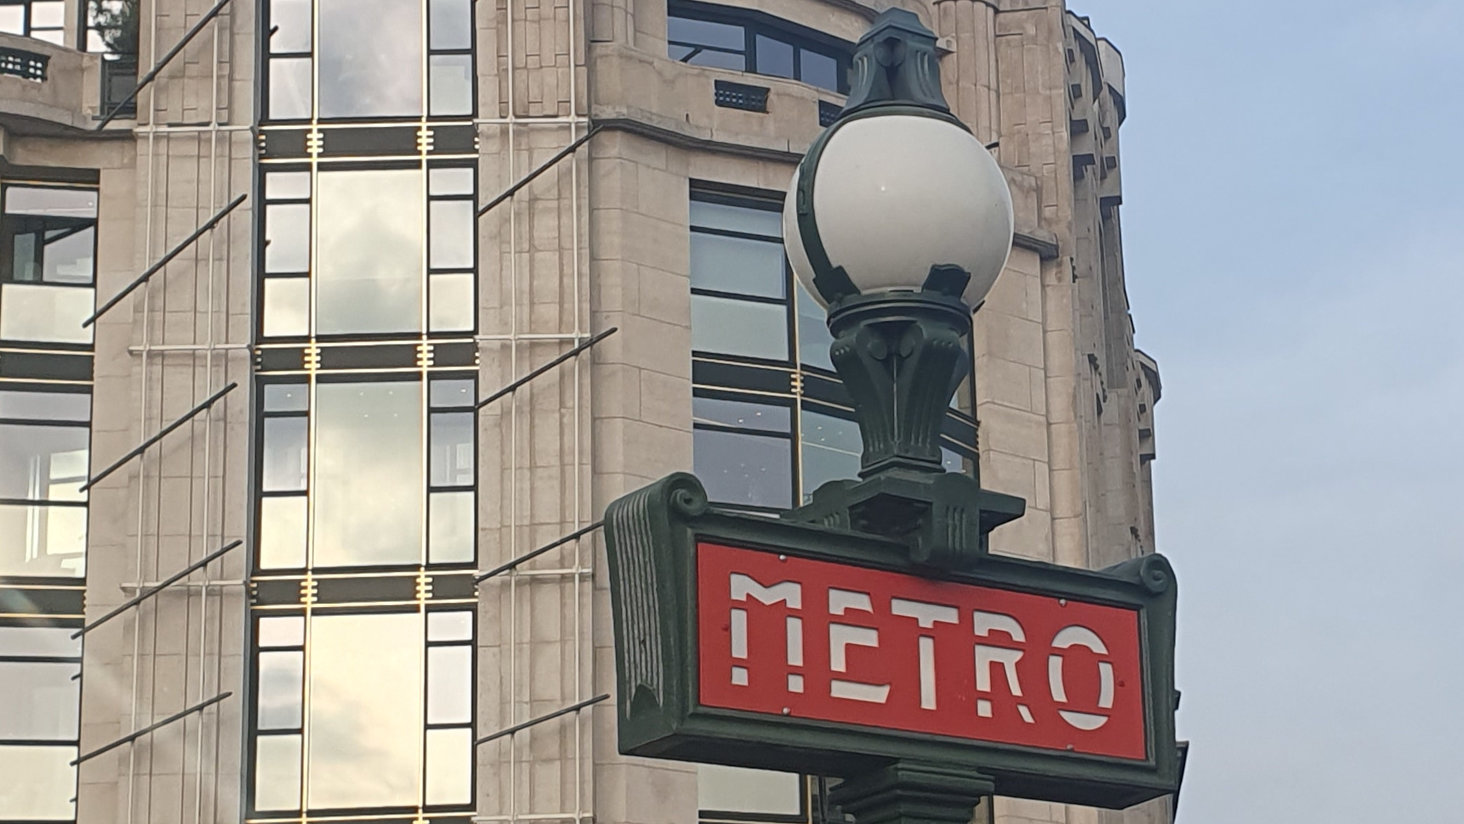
(0, 44, 49, 82)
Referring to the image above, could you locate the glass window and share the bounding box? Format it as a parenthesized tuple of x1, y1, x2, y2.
(257, 651, 304, 729)
(424, 729, 472, 804)
(306, 612, 422, 809)
(268, 57, 313, 120)
(429, 54, 474, 116)
(317, 0, 423, 118)
(428, 273, 474, 332)
(315, 169, 424, 335)
(0, 745, 76, 820)
(258, 496, 307, 569)
(0, 627, 79, 657)
(693, 397, 790, 432)
(755, 35, 795, 79)
(429, 412, 473, 487)
(264, 384, 309, 413)
(800, 48, 840, 91)
(264, 203, 309, 272)
(313, 381, 424, 566)
(0, 661, 80, 739)
(690, 294, 788, 361)
(0, 390, 89, 421)
(428, 0, 472, 49)
(0, 283, 94, 344)
(690, 232, 785, 298)
(428, 200, 474, 269)
(261, 417, 308, 492)
(0, 503, 87, 577)
(795, 280, 833, 370)
(669, 16, 744, 50)
(270, 0, 312, 53)
(693, 427, 791, 509)
(428, 490, 474, 563)
(690, 200, 781, 237)
(800, 410, 861, 499)
(254, 734, 303, 812)
(0, 423, 88, 501)
(699, 765, 803, 816)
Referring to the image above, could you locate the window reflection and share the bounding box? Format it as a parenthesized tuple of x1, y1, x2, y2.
(799, 409, 861, 501)
(317, 0, 423, 118)
(313, 381, 423, 566)
(315, 169, 424, 335)
(0, 627, 81, 820)
(693, 427, 792, 509)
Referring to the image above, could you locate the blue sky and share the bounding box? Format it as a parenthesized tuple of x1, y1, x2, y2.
(1072, 1, 1464, 820)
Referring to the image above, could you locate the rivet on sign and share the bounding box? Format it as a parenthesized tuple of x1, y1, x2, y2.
(1066, 744, 1075, 751)
(779, 555, 787, 562)
(1059, 599, 1067, 606)
(782, 707, 791, 715)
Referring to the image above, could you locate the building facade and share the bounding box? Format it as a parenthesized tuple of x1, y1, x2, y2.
(0, 1, 1166, 824)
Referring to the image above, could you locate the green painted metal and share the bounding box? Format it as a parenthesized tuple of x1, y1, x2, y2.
(603, 473, 1181, 810)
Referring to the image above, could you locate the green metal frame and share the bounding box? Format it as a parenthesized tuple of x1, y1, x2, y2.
(604, 473, 1181, 810)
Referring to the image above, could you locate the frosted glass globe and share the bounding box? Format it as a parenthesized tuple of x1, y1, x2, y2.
(784, 114, 1014, 309)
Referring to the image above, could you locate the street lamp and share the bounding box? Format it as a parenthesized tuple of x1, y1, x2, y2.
(782, 8, 1025, 573)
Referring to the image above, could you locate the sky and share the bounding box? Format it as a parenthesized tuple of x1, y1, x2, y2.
(1070, 1, 1464, 820)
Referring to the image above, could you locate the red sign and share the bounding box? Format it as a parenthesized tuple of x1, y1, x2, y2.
(696, 542, 1148, 760)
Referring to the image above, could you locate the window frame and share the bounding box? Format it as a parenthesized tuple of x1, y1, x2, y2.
(0, 0, 65, 44)
(0, 183, 99, 350)
(668, 0, 852, 94)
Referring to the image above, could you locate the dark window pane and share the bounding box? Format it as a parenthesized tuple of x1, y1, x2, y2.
(692, 397, 789, 433)
(269, 0, 311, 53)
(0, 424, 88, 501)
(0, 503, 86, 577)
(690, 200, 781, 236)
(318, 0, 422, 118)
(799, 410, 861, 500)
(267, 56, 313, 119)
(0, 390, 90, 421)
(690, 294, 788, 361)
(694, 428, 791, 508)
(755, 35, 794, 79)
(314, 382, 423, 566)
(680, 47, 746, 71)
(0, 661, 79, 738)
(795, 280, 833, 370)
(428, 0, 471, 50)
(315, 169, 423, 334)
(799, 48, 840, 91)
(262, 417, 307, 492)
(690, 233, 785, 298)
(430, 412, 473, 487)
(429, 54, 474, 116)
(668, 16, 744, 50)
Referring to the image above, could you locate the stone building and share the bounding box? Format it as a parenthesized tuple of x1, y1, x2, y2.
(0, 1, 1165, 824)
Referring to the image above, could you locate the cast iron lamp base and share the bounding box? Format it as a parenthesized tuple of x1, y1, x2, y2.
(829, 762, 995, 824)
(783, 287, 1025, 572)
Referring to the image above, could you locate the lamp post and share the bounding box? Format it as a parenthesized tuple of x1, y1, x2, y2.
(782, 8, 1025, 574)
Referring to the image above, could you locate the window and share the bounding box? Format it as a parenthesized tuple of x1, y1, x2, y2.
(250, 610, 474, 814)
(0, 386, 90, 577)
(259, 164, 477, 339)
(0, 0, 63, 44)
(0, 186, 97, 347)
(256, 375, 476, 570)
(0, 624, 82, 821)
(264, 0, 475, 121)
(668, 1, 851, 94)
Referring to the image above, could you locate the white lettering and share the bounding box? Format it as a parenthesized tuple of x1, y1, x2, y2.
(890, 598, 959, 710)
(1049, 624, 1114, 731)
(973, 610, 1034, 724)
(828, 588, 890, 703)
(727, 574, 804, 689)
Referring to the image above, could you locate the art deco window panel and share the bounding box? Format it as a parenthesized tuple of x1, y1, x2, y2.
(260, 164, 477, 340)
(250, 610, 475, 814)
(0, 0, 63, 44)
(0, 386, 90, 577)
(0, 625, 82, 821)
(0, 186, 97, 347)
(256, 375, 477, 570)
(264, 0, 475, 121)
(668, 1, 851, 94)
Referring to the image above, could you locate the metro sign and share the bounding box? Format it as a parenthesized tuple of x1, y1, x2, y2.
(698, 543, 1145, 759)
(605, 474, 1181, 809)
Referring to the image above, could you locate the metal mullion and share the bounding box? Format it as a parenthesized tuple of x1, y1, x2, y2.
(0, 415, 91, 427)
(690, 288, 786, 305)
(694, 424, 793, 442)
(0, 654, 82, 664)
(690, 225, 782, 244)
